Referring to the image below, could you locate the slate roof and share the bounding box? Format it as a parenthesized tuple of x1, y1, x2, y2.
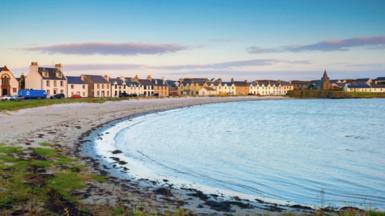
(232, 81, 248, 86)
(251, 80, 290, 86)
(354, 78, 371, 82)
(123, 79, 136, 86)
(166, 80, 176, 87)
(110, 78, 125, 85)
(83, 75, 109, 83)
(375, 77, 385, 80)
(348, 83, 371, 88)
(67, 76, 85, 84)
(139, 79, 153, 86)
(38, 67, 66, 80)
(152, 79, 167, 86)
(180, 78, 208, 85)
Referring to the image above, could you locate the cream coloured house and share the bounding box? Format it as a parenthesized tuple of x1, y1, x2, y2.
(125, 77, 144, 96)
(110, 77, 127, 97)
(249, 80, 293, 96)
(25, 62, 67, 97)
(67, 76, 88, 97)
(81, 75, 110, 97)
(198, 86, 217, 96)
(210, 80, 235, 96)
(0, 66, 19, 96)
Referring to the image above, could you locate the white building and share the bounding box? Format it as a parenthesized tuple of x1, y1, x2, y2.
(67, 76, 88, 97)
(198, 86, 217, 96)
(344, 83, 385, 93)
(25, 62, 67, 97)
(110, 77, 127, 97)
(249, 80, 293, 96)
(209, 79, 236, 96)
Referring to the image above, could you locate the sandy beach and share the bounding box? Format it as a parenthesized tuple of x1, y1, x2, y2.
(0, 96, 322, 215)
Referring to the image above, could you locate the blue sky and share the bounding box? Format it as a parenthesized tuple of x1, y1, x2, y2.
(1, 0, 385, 80)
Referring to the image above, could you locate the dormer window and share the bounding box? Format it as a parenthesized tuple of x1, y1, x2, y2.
(43, 71, 49, 78)
(56, 72, 62, 78)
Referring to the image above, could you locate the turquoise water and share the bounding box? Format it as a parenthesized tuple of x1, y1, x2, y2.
(94, 99, 385, 209)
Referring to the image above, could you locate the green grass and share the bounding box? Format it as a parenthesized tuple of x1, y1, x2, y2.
(0, 97, 130, 112)
(288, 89, 385, 99)
(47, 171, 86, 202)
(0, 144, 94, 213)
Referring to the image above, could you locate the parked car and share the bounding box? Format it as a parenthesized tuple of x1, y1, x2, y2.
(50, 93, 65, 99)
(10, 95, 24, 101)
(70, 94, 81, 99)
(119, 92, 129, 97)
(18, 89, 47, 99)
(0, 96, 12, 101)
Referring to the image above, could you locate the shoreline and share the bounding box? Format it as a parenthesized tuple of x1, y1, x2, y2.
(0, 96, 369, 215)
(76, 102, 318, 215)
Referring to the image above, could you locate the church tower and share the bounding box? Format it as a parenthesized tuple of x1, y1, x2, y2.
(320, 70, 332, 90)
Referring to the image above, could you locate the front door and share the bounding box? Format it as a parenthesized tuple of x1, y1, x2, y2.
(2, 88, 8, 96)
(1, 74, 11, 96)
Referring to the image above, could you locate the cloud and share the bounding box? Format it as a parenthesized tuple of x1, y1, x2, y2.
(346, 63, 384, 68)
(248, 36, 385, 53)
(25, 42, 188, 55)
(60, 58, 310, 73)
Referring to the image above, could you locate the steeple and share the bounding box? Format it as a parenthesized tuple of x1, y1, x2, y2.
(320, 69, 331, 90)
(322, 70, 329, 80)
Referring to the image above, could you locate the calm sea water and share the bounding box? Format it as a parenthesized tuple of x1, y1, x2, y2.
(92, 99, 385, 209)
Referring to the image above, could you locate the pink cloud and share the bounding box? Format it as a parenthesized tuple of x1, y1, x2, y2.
(25, 42, 188, 55)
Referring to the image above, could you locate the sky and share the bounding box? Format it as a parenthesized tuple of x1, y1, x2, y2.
(1, 0, 385, 80)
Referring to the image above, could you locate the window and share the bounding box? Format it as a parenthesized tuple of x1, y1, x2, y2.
(13, 88, 17, 93)
(54, 80, 57, 87)
(82, 85, 85, 89)
(82, 92, 85, 96)
(47, 90, 50, 95)
(46, 80, 50, 87)
(71, 84, 74, 89)
(60, 90, 64, 93)
(60, 81, 63, 87)
(56, 72, 62, 78)
(53, 89, 57, 94)
(97, 84, 100, 89)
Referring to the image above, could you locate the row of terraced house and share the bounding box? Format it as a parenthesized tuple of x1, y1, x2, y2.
(1, 62, 296, 98)
(2, 62, 385, 98)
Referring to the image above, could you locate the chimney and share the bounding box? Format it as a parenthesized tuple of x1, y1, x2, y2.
(30, 61, 38, 73)
(231, 78, 234, 83)
(80, 75, 85, 81)
(147, 74, 152, 81)
(104, 74, 109, 82)
(55, 63, 62, 71)
(133, 74, 139, 81)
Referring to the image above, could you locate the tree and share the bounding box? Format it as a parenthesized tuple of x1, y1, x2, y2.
(19, 74, 25, 89)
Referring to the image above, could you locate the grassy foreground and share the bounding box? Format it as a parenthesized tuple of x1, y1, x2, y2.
(0, 143, 179, 215)
(0, 97, 130, 112)
(287, 90, 385, 99)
